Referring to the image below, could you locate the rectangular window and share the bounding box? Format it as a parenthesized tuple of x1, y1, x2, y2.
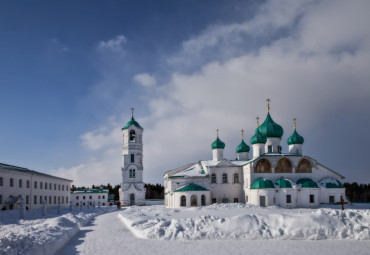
(62, 185, 64, 191)
(212, 198, 217, 204)
(62, 197, 64, 203)
(66, 197, 68, 204)
(34, 195, 37, 204)
(89, 196, 92, 199)
(58, 196, 60, 202)
(268, 145, 272, 153)
(50, 183, 52, 190)
(49, 196, 52, 204)
(0, 177, 3, 186)
(234, 198, 239, 203)
(58, 184, 61, 191)
(66, 186, 69, 191)
(27, 180, 30, 188)
(45, 182, 47, 190)
(45, 196, 47, 204)
(34, 181, 37, 189)
(54, 184, 56, 190)
(40, 196, 42, 204)
(40, 182, 43, 189)
(0, 195, 2, 204)
(131, 154, 135, 163)
(10, 178, 14, 187)
(83, 196, 86, 200)
(19, 179, 22, 188)
(310, 194, 315, 203)
(329, 196, 335, 203)
(286, 195, 291, 204)
(26, 195, 29, 204)
(102, 196, 105, 199)
(54, 196, 56, 204)
(76, 196, 79, 200)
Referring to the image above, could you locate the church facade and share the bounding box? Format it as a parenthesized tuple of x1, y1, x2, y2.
(119, 110, 146, 206)
(164, 101, 346, 208)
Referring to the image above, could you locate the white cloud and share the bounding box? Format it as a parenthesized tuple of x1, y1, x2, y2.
(50, 38, 69, 52)
(98, 35, 127, 53)
(54, 0, 370, 186)
(133, 73, 157, 88)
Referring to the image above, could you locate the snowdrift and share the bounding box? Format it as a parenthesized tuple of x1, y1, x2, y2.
(119, 204, 370, 241)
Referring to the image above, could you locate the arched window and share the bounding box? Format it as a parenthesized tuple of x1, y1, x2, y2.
(180, 195, 186, 207)
(190, 195, 198, 206)
(201, 195, 206, 206)
(233, 173, 239, 183)
(296, 159, 312, 173)
(275, 158, 292, 173)
(129, 169, 136, 178)
(222, 174, 228, 183)
(211, 174, 217, 183)
(254, 158, 272, 173)
(130, 130, 136, 142)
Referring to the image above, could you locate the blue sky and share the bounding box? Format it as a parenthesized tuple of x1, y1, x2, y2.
(1, 0, 369, 186)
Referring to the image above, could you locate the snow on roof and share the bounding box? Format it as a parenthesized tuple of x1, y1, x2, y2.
(72, 189, 109, 194)
(319, 178, 344, 189)
(170, 163, 207, 178)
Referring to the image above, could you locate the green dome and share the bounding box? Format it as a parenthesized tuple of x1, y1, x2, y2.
(250, 129, 267, 144)
(287, 129, 304, 145)
(236, 139, 250, 153)
(275, 178, 292, 188)
(211, 136, 225, 150)
(122, 116, 142, 130)
(251, 178, 275, 189)
(296, 178, 318, 188)
(258, 112, 284, 138)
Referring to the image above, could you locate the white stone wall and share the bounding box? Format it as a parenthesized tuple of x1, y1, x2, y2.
(212, 149, 224, 161)
(71, 191, 109, 207)
(0, 168, 72, 210)
(168, 191, 210, 208)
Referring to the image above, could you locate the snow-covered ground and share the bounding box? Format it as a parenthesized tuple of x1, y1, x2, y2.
(1, 204, 370, 255)
(0, 206, 115, 255)
(119, 203, 370, 241)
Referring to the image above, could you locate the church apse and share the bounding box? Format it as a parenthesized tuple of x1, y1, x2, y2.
(254, 158, 272, 173)
(275, 158, 292, 173)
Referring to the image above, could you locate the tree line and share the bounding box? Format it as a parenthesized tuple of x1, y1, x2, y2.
(344, 182, 370, 202)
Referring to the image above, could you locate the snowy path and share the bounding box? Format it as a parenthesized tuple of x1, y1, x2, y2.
(57, 209, 370, 255)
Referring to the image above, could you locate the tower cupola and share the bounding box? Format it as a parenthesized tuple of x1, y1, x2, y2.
(236, 130, 250, 161)
(287, 118, 304, 154)
(212, 129, 225, 161)
(251, 117, 266, 158)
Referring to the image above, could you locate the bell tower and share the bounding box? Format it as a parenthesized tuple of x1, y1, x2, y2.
(119, 108, 146, 206)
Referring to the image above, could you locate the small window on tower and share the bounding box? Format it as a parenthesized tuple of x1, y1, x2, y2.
(130, 130, 136, 142)
(131, 154, 135, 163)
(268, 145, 272, 153)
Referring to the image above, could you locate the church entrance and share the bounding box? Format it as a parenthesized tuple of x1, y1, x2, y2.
(190, 195, 197, 206)
(259, 196, 266, 207)
(130, 193, 135, 206)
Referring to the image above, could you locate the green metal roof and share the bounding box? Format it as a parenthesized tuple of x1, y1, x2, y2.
(296, 178, 318, 188)
(287, 129, 304, 145)
(258, 112, 284, 138)
(174, 183, 209, 192)
(250, 128, 267, 144)
(236, 139, 250, 153)
(275, 179, 292, 188)
(211, 136, 225, 150)
(122, 116, 142, 130)
(320, 179, 344, 188)
(251, 178, 275, 189)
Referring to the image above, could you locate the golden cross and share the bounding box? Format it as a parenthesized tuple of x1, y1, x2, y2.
(293, 118, 296, 129)
(241, 129, 244, 139)
(216, 129, 219, 137)
(266, 98, 271, 112)
(256, 117, 260, 127)
(131, 107, 135, 117)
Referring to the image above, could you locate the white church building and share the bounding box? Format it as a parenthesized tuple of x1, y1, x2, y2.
(164, 100, 346, 208)
(119, 109, 146, 206)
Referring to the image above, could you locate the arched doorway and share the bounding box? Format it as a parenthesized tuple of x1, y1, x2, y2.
(130, 193, 135, 206)
(190, 195, 198, 206)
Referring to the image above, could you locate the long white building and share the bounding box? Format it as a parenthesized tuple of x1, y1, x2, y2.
(0, 163, 72, 210)
(71, 188, 109, 207)
(164, 100, 346, 208)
